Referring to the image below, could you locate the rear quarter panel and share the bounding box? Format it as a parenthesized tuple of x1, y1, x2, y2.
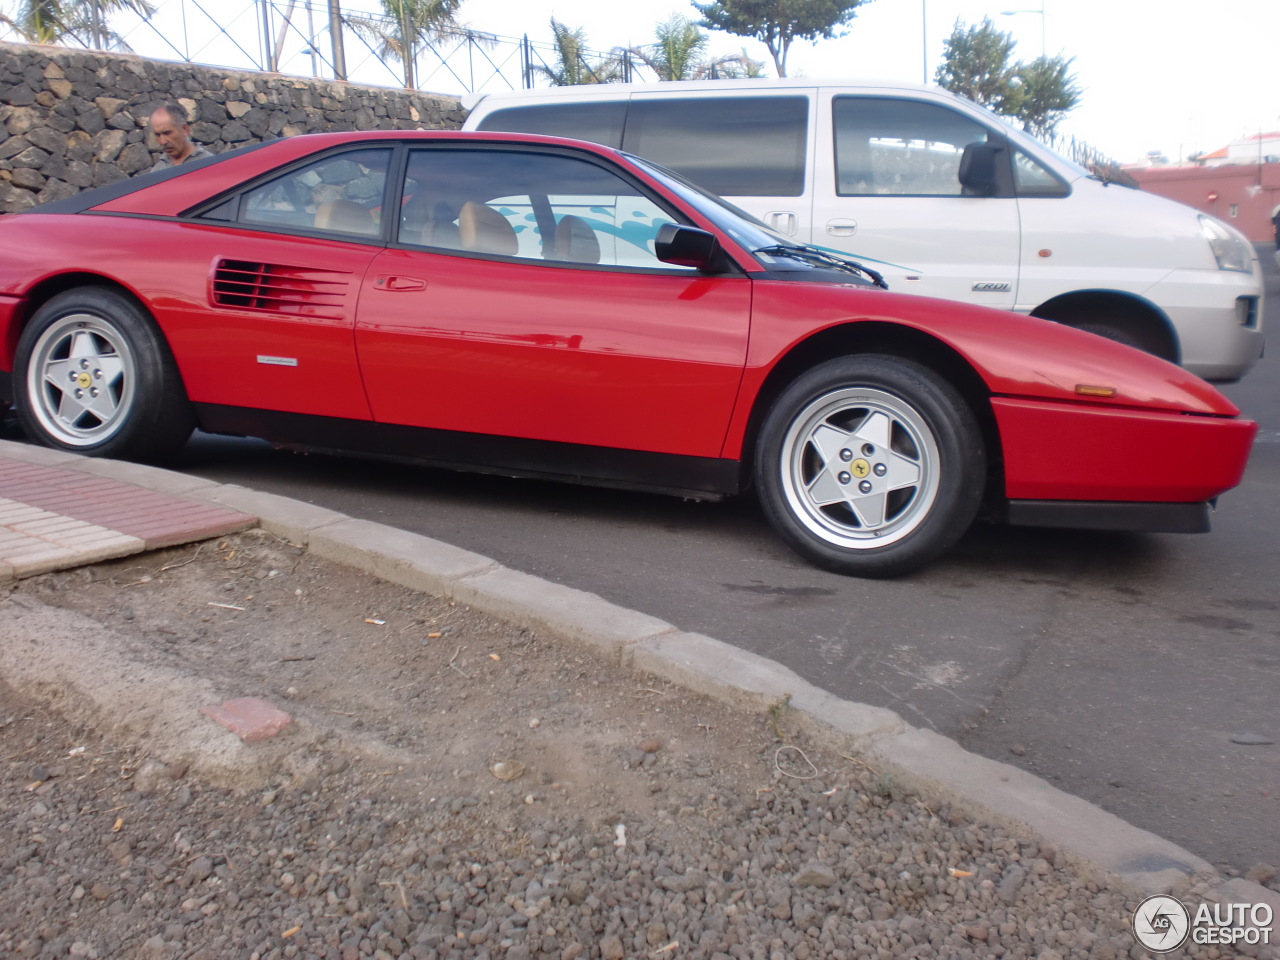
(0, 213, 376, 419)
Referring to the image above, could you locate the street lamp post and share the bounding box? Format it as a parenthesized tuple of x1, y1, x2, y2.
(922, 0, 928, 85)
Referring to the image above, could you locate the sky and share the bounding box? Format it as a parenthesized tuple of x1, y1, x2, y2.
(69, 0, 1280, 167)
(451, 0, 1280, 165)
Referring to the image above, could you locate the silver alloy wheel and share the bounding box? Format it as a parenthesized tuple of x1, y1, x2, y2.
(778, 386, 941, 550)
(24, 312, 134, 447)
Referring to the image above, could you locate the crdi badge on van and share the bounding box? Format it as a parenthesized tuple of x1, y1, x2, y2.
(465, 79, 1263, 381)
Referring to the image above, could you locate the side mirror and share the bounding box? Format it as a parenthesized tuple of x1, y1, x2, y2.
(958, 141, 1003, 197)
(655, 223, 719, 270)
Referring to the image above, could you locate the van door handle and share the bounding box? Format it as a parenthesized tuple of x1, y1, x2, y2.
(764, 211, 798, 236)
(826, 220, 858, 237)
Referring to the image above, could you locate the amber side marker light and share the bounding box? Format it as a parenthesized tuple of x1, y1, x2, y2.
(1075, 384, 1117, 398)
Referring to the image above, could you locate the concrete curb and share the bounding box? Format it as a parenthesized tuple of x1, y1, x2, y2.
(2, 439, 1276, 911)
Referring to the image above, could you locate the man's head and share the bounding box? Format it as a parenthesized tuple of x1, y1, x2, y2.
(150, 103, 196, 164)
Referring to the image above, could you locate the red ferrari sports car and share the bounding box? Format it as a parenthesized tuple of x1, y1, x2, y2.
(0, 131, 1257, 577)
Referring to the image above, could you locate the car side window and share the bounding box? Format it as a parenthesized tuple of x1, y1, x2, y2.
(239, 148, 392, 236)
(623, 96, 808, 198)
(833, 97, 993, 197)
(396, 147, 695, 271)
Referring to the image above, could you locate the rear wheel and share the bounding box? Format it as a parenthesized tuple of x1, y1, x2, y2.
(15, 287, 194, 460)
(755, 356, 986, 577)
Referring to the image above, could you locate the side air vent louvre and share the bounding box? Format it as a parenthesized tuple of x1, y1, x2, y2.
(211, 260, 349, 318)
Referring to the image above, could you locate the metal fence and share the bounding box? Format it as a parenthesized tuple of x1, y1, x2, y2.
(1045, 132, 1139, 188)
(0, 0, 657, 96)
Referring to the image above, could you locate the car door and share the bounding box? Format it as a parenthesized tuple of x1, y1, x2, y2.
(812, 92, 1021, 309)
(354, 143, 752, 459)
(170, 145, 393, 419)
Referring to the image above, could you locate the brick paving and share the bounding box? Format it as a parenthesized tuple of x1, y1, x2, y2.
(0, 454, 255, 579)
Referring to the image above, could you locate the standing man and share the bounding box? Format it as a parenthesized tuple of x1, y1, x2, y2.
(149, 102, 213, 171)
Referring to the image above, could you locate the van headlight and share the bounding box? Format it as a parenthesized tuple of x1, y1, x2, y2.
(1199, 215, 1253, 272)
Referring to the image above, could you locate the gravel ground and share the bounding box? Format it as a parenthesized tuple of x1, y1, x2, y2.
(0, 532, 1274, 960)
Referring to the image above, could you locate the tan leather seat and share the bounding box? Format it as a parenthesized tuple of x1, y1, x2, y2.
(458, 201, 518, 256)
(422, 218, 462, 249)
(554, 215, 601, 264)
(400, 195, 462, 249)
(314, 199, 375, 235)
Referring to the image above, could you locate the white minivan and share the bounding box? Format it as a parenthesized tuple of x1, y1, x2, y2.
(463, 79, 1264, 381)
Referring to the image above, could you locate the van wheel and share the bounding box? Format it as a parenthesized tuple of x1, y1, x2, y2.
(1040, 307, 1172, 359)
(15, 287, 194, 460)
(1070, 322, 1145, 352)
(755, 356, 986, 578)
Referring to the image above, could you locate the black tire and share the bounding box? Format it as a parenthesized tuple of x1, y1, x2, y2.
(754, 355, 986, 578)
(14, 287, 194, 460)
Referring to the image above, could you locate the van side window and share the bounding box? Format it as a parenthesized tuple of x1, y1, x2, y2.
(833, 98, 993, 197)
(473, 102, 627, 148)
(1012, 149, 1069, 197)
(624, 96, 808, 197)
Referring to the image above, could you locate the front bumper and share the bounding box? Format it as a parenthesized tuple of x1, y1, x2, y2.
(993, 396, 1256, 503)
(1149, 267, 1264, 381)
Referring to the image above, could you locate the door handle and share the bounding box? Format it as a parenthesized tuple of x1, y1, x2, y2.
(376, 275, 427, 292)
(826, 220, 858, 237)
(764, 211, 798, 236)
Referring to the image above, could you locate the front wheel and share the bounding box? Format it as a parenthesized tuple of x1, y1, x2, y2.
(14, 287, 194, 460)
(755, 356, 986, 578)
(1068, 321, 1145, 352)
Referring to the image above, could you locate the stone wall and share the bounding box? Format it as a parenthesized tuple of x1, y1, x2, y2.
(0, 42, 467, 214)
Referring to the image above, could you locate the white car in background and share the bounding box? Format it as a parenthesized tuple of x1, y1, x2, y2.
(465, 79, 1264, 381)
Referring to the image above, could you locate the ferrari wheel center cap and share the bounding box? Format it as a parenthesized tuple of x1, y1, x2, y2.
(76, 372, 93, 389)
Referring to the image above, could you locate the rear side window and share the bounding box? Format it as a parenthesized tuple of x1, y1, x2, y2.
(238, 148, 392, 235)
(623, 96, 808, 198)
(833, 97, 993, 197)
(474, 102, 627, 147)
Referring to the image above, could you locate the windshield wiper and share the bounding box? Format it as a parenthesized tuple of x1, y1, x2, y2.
(753, 244, 888, 289)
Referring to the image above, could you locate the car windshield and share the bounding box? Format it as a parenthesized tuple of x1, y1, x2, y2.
(629, 153, 879, 280)
(628, 154, 785, 250)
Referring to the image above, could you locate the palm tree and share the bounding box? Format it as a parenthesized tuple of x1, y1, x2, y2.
(1, 0, 156, 50)
(531, 19, 620, 86)
(713, 47, 768, 79)
(349, 0, 465, 89)
(632, 15, 707, 81)
(629, 16, 765, 81)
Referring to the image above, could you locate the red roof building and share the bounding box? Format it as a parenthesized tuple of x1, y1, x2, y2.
(1129, 133, 1280, 244)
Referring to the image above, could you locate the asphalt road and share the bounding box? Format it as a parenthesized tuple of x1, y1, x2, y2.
(162, 257, 1280, 880)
